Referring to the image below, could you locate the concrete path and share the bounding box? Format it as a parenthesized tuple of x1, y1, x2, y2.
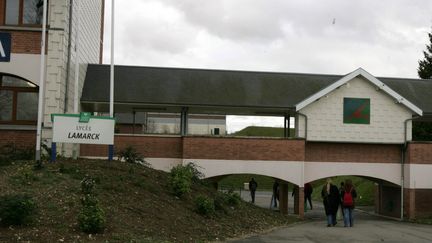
(231, 191, 432, 243)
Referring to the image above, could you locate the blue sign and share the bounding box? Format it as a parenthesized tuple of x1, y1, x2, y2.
(0, 32, 11, 62)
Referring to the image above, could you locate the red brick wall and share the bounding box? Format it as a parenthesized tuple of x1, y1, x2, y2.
(406, 142, 432, 164)
(404, 188, 432, 219)
(11, 31, 42, 54)
(0, 130, 36, 148)
(305, 142, 402, 163)
(415, 189, 432, 218)
(80, 135, 183, 158)
(0, 0, 5, 25)
(183, 137, 305, 161)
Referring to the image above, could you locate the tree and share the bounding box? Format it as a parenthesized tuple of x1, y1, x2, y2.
(418, 29, 432, 79)
(413, 28, 432, 141)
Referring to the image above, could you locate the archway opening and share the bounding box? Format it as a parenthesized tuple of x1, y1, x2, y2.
(305, 175, 401, 221)
(207, 173, 298, 215)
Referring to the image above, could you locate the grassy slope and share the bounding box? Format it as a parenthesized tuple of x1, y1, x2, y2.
(232, 126, 296, 137)
(0, 159, 298, 242)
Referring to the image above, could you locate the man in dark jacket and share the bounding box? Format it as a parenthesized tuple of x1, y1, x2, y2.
(249, 178, 258, 203)
(321, 178, 340, 227)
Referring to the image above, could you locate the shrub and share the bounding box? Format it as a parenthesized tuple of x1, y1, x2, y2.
(226, 192, 242, 207)
(195, 195, 215, 216)
(13, 164, 38, 185)
(117, 145, 150, 167)
(0, 194, 37, 226)
(77, 176, 105, 233)
(78, 204, 106, 233)
(169, 163, 203, 197)
(0, 143, 35, 166)
(81, 177, 96, 194)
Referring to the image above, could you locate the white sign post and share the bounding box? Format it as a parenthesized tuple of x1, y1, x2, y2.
(51, 113, 115, 161)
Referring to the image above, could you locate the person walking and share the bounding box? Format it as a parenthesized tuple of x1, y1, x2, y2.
(338, 182, 345, 219)
(341, 179, 357, 227)
(304, 183, 313, 210)
(249, 178, 258, 203)
(272, 180, 279, 207)
(321, 178, 340, 227)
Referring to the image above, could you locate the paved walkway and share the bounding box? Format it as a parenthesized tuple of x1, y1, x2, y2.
(230, 191, 432, 242)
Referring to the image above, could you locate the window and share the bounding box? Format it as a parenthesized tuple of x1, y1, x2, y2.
(0, 74, 38, 124)
(5, 0, 44, 26)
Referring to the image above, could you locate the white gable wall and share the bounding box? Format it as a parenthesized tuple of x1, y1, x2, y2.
(297, 76, 413, 143)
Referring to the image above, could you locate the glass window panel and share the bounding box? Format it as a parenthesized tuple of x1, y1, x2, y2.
(24, 0, 44, 24)
(0, 90, 13, 121)
(17, 92, 38, 120)
(5, 0, 19, 25)
(2, 75, 36, 87)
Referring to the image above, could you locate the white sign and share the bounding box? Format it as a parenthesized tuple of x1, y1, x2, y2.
(52, 114, 115, 145)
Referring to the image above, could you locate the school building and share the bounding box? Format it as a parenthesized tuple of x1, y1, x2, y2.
(1, 0, 432, 220)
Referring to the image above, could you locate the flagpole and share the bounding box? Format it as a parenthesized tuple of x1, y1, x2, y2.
(72, 0, 81, 159)
(74, 0, 81, 114)
(35, 0, 48, 167)
(108, 0, 115, 160)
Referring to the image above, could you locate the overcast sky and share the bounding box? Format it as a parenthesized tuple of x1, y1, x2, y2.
(102, 0, 432, 133)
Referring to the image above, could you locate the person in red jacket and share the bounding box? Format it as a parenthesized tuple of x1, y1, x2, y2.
(341, 179, 357, 227)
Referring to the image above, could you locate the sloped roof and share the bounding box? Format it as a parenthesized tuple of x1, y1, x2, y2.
(295, 68, 422, 115)
(81, 64, 432, 115)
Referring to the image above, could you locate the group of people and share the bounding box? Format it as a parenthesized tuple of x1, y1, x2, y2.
(249, 177, 357, 228)
(321, 178, 357, 227)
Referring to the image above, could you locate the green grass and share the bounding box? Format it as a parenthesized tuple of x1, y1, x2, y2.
(218, 174, 276, 191)
(232, 126, 296, 137)
(311, 176, 375, 206)
(220, 175, 375, 207)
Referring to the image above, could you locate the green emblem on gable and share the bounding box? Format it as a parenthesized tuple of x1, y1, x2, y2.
(343, 98, 370, 124)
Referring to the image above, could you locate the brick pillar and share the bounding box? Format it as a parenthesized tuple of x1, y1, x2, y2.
(279, 183, 289, 215)
(294, 185, 299, 214)
(404, 188, 416, 220)
(293, 185, 305, 219)
(374, 183, 380, 214)
(298, 187, 305, 219)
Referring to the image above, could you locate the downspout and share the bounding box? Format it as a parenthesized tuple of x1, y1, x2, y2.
(63, 0, 74, 113)
(402, 116, 420, 220)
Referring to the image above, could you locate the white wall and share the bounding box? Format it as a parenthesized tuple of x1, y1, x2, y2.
(43, 0, 103, 126)
(0, 54, 40, 83)
(298, 77, 413, 143)
(404, 164, 432, 189)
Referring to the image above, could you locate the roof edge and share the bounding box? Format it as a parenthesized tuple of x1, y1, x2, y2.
(295, 68, 423, 116)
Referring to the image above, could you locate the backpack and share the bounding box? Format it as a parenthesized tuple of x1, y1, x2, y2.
(343, 188, 354, 207)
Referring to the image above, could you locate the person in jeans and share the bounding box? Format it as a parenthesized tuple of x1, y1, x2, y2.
(321, 178, 340, 227)
(341, 179, 357, 227)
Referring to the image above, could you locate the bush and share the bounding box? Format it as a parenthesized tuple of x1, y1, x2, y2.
(0, 194, 37, 226)
(226, 192, 242, 207)
(195, 195, 215, 216)
(169, 163, 203, 197)
(78, 177, 106, 233)
(117, 145, 150, 166)
(13, 163, 38, 185)
(81, 177, 96, 194)
(0, 143, 35, 166)
(78, 204, 106, 233)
